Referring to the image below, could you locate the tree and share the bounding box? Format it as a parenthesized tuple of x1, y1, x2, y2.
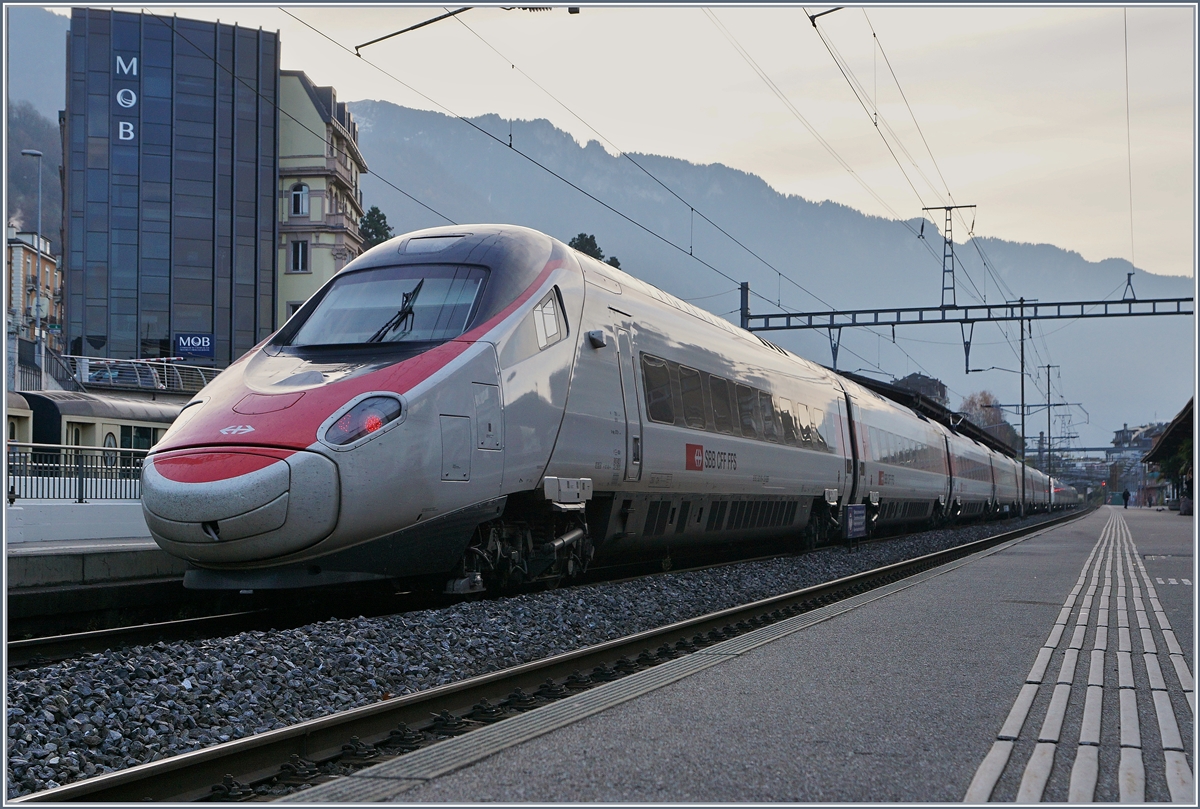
(960, 390, 1021, 453)
(360, 206, 394, 249)
(568, 232, 621, 269)
(960, 390, 1005, 427)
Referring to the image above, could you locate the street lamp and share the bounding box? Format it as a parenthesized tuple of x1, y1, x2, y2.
(20, 148, 44, 389)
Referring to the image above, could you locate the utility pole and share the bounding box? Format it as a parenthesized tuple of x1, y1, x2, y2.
(739, 282, 750, 330)
(921, 204, 976, 308)
(1042, 364, 1059, 476)
(1019, 299, 1026, 515)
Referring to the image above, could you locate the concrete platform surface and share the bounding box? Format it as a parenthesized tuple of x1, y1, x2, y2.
(6, 500, 152, 543)
(6, 535, 183, 588)
(285, 507, 1195, 803)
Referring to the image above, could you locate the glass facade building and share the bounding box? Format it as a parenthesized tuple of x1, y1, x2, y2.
(63, 8, 279, 366)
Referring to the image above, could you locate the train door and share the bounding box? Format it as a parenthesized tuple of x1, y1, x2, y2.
(835, 395, 859, 505)
(615, 326, 642, 482)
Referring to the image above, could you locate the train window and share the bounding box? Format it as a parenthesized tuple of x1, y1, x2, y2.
(735, 384, 760, 439)
(760, 392, 780, 443)
(641, 355, 675, 424)
(709, 376, 734, 434)
(678, 366, 706, 429)
(282, 264, 488, 347)
(796, 403, 813, 448)
(811, 409, 827, 451)
(532, 290, 566, 350)
(778, 398, 797, 446)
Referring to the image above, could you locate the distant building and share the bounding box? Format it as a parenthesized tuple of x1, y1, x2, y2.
(276, 70, 367, 326)
(892, 372, 949, 408)
(7, 227, 64, 391)
(6, 227, 63, 350)
(1108, 420, 1167, 503)
(62, 8, 279, 366)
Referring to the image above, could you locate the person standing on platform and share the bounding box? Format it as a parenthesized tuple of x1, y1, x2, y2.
(1122, 488, 1131, 509)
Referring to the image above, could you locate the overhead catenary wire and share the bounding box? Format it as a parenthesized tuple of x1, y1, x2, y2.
(803, 7, 938, 212)
(816, 10, 1064, 393)
(280, 6, 784, 310)
(1122, 8, 1137, 273)
(698, 7, 967, 387)
(701, 9, 931, 248)
(444, 10, 831, 309)
(283, 7, 990, 399)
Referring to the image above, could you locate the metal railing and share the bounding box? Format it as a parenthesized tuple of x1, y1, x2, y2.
(6, 442, 148, 502)
(44, 347, 86, 392)
(58, 356, 221, 395)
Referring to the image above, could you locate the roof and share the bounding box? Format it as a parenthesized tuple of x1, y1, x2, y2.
(838, 371, 1020, 459)
(1142, 398, 1193, 465)
(7, 391, 31, 414)
(20, 390, 185, 424)
(280, 69, 367, 172)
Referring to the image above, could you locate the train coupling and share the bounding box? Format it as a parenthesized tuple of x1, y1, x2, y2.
(544, 476, 593, 512)
(445, 571, 485, 595)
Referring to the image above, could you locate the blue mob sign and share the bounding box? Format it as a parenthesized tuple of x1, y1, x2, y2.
(176, 333, 215, 358)
(844, 504, 868, 540)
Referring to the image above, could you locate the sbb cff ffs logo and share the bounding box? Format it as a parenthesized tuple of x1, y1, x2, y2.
(685, 444, 737, 471)
(175, 333, 215, 359)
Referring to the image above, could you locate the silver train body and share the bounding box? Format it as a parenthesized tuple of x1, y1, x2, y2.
(140, 226, 1070, 591)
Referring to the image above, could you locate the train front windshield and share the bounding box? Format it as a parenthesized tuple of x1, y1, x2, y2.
(286, 265, 488, 346)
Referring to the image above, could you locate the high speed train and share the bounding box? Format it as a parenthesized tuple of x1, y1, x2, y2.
(141, 225, 1075, 593)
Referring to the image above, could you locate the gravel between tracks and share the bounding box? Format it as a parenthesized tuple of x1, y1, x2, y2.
(5, 514, 1066, 798)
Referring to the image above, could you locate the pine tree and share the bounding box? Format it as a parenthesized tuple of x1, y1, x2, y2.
(360, 206, 394, 249)
(568, 232, 621, 269)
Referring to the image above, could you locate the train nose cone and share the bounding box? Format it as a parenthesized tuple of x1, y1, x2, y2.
(141, 449, 339, 564)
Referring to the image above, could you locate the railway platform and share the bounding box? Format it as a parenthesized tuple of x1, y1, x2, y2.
(284, 506, 1194, 803)
(6, 506, 192, 636)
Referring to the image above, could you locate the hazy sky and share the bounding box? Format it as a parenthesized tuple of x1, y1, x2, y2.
(44, 3, 1196, 278)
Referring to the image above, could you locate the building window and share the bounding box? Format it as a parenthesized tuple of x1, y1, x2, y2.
(290, 183, 309, 216)
(291, 240, 309, 273)
(286, 301, 305, 319)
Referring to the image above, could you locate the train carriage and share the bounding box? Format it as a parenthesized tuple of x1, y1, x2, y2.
(139, 225, 1062, 593)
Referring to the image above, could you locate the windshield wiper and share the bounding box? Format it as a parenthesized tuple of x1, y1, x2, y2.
(365, 279, 424, 343)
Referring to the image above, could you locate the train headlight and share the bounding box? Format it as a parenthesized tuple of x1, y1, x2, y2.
(324, 396, 403, 446)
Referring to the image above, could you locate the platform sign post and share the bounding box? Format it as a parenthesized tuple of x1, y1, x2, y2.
(844, 504, 867, 541)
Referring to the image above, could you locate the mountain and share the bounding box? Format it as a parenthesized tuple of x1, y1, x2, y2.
(348, 99, 1195, 451)
(6, 102, 64, 256)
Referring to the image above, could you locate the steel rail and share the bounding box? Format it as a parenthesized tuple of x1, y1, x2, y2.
(13, 507, 1093, 803)
(6, 611, 269, 669)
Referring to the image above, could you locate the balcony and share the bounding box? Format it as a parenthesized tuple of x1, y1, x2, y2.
(324, 212, 361, 236)
(326, 156, 358, 190)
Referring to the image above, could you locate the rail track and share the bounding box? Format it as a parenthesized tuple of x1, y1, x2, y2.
(12, 506, 1092, 803)
(6, 513, 1060, 669)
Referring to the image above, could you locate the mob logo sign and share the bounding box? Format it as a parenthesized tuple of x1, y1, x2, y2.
(176, 333, 215, 358)
(113, 54, 139, 144)
(685, 443, 704, 471)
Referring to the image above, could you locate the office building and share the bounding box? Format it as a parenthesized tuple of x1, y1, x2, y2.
(62, 7, 279, 366)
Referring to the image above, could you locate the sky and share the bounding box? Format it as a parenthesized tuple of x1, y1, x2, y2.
(39, 3, 1196, 279)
